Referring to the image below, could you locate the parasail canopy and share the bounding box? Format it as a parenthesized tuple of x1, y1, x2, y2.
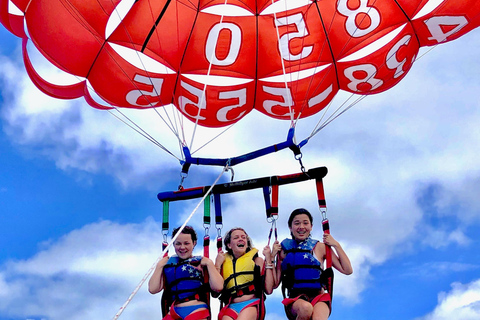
(1, 0, 480, 167)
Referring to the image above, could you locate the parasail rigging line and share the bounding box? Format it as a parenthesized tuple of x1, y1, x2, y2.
(300, 0, 417, 143)
(189, 123, 236, 156)
(28, 1, 186, 160)
(307, 93, 369, 142)
(270, 0, 372, 144)
(111, 164, 229, 320)
(107, 107, 180, 160)
(271, 0, 296, 126)
(146, 0, 191, 158)
(104, 0, 192, 161)
(287, 0, 344, 133)
(291, 2, 337, 129)
(111, 0, 184, 137)
(189, 0, 232, 153)
(135, 0, 189, 156)
(47, 0, 473, 172)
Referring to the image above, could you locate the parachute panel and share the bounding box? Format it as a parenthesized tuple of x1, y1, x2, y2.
(2, 0, 480, 129)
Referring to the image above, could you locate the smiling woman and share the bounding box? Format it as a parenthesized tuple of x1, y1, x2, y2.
(148, 225, 224, 320)
(215, 227, 277, 320)
(275, 208, 353, 320)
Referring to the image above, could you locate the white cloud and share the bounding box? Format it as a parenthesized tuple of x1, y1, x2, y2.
(0, 219, 165, 320)
(401, 262, 479, 281)
(0, 216, 373, 320)
(2, 14, 480, 320)
(421, 226, 471, 249)
(417, 280, 480, 320)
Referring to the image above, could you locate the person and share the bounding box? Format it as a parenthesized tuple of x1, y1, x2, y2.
(214, 228, 277, 320)
(274, 208, 353, 320)
(149, 225, 224, 320)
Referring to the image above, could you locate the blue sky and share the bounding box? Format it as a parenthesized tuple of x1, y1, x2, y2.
(2, 6, 480, 320)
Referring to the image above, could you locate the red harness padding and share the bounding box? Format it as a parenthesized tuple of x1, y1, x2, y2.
(218, 298, 262, 320)
(317, 177, 334, 303)
(163, 302, 210, 320)
(282, 177, 334, 320)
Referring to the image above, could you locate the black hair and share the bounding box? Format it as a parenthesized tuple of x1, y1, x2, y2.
(288, 208, 314, 228)
(172, 225, 198, 243)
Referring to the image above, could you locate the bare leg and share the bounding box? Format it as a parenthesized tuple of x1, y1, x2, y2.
(221, 306, 258, 320)
(290, 299, 314, 320)
(312, 302, 329, 320)
(237, 306, 258, 320)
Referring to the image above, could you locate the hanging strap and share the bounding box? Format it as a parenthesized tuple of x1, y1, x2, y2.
(316, 178, 333, 302)
(316, 178, 331, 268)
(263, 185, 279, 217)
(263, 185, 278, 246)
(162, 201, 170, 257)
(203, 194, 211, 258)
(322, 219, 332, 269)
(214, 193, 223, 253)
(316, 178, 327, 212)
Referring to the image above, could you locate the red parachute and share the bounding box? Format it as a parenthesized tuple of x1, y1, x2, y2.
(1, 0, 480, 129)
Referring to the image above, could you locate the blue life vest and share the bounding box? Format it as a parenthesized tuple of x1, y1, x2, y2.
(281, 238, 324, 297)
(163, 255, 206, 303)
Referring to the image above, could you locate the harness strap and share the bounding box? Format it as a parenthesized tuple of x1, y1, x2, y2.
(322, 220, 332, 269)
(224, 270, 256, 283)
(315, 178, 327, 210)
(263, 185, 279, 217)
(162, 201, 170, 257)
(214, 193, 223, 253)
(316, 178, 333, 301)
(263, 185, 278, 246)
(203, 194, 211, 258)
(316, 178, 331, 269)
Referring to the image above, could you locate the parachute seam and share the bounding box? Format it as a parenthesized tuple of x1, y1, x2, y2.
(143, 0, 187, 160)
(188, 0, 232, 152)
(272, 0, 295, 125)
(292, 2, 334, 127)
(392, 0, 421, 47)
(105, 0, 187, 156)
(59, 0, 185, 159)
(142, 0, 173, 52)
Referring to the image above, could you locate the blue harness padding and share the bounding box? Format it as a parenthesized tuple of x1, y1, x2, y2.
(281, 238, 324, 296)
(163, 256, 205, 303)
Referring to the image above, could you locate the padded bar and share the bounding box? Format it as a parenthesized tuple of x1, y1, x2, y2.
(157, 166, 327, 202)
(180, 128, 298, 168)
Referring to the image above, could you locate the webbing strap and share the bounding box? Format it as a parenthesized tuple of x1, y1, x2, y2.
(263, 185, 279, 246)
(203, 194, 211, 258)
(322, 220, 332, 269)
(316, 178, 331, 268)
(316, 178, 327, 210)
(162, 201, 170, 257)
(214, 193, 223, 253)
(267, 219, 278, 246)
(262, 185, 279, 218)
(203, 236, 210, 258)
(162, 201, 170, 231)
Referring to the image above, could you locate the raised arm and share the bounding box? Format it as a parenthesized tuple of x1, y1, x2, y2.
(262, 245, 276, 294)
(319, 234, 353, 275)
(274, 244, 285, 289)
(201, 257, 224, 292)
(148, 256, 169, 294)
